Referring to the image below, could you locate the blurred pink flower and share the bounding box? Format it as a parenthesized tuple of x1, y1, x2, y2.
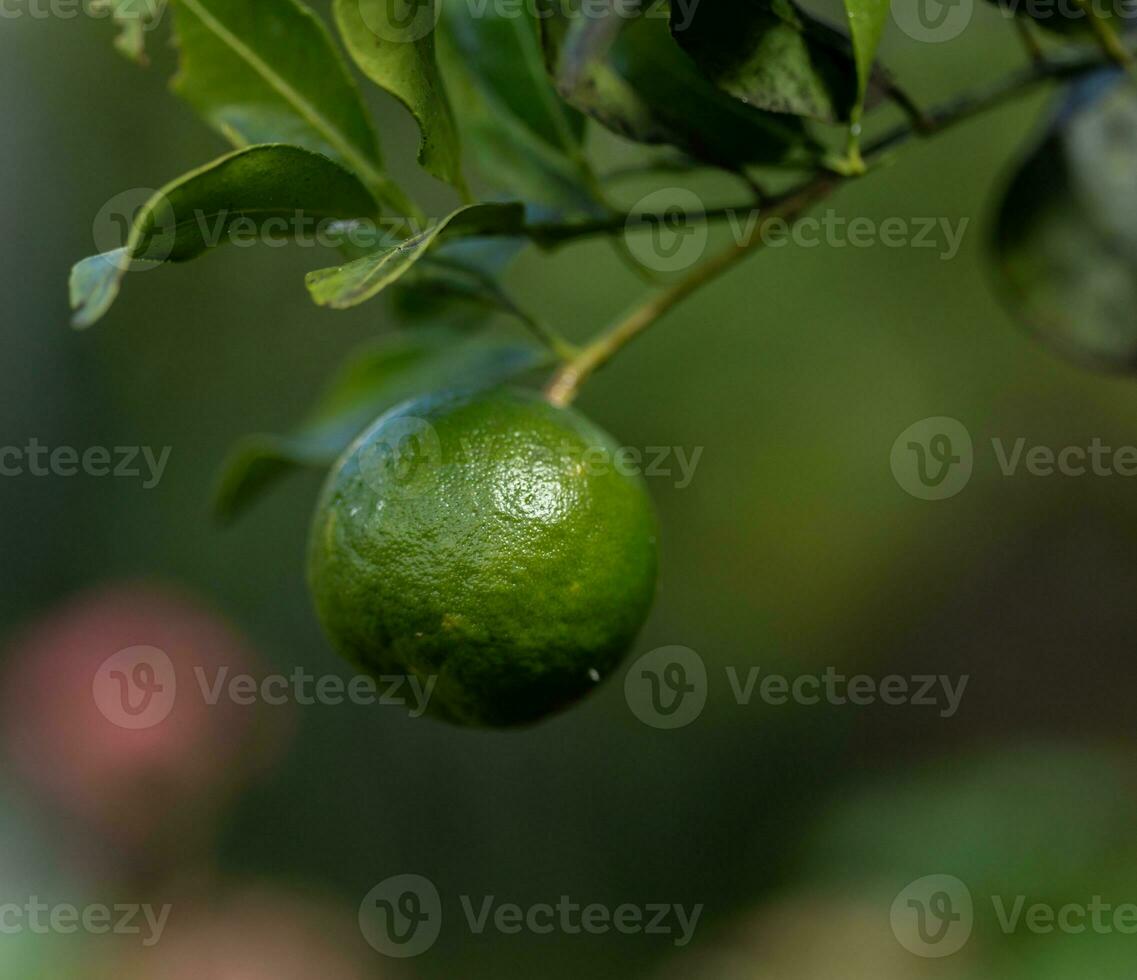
(1, 582, 288, 860)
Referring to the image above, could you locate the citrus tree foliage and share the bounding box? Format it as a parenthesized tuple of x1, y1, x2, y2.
(71, 0, 1137, 516)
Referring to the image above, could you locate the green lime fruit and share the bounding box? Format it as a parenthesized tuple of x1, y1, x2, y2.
(307, 387, 658, 727)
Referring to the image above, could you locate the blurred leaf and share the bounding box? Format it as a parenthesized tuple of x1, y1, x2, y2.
(70, 144, 379, 328)
(992, 71, 1137, 370)
(92, 0, 166, 63)
(540, 2, 821, 169)
(306, 203, 524, 309)
(170, 0, 411, 211)
(333, 0, 465, 194)
(214, 329, 550, 521)
(671, 0, 864, 124)
(805, 742, 1136, 901)
(842, 0, 889, 113)
(437, 0, 600, 213)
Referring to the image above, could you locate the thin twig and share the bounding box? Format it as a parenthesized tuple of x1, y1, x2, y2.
(544, 180, 835, 406)
(525, 48, 1106, 249)
(1073, 0, 1135, 75)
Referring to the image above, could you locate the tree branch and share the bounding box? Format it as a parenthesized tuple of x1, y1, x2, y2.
(542, 47, 1112, 406)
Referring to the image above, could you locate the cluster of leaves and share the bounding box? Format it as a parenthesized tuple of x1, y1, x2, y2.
(69, 0, 896, 517)
(70, 0, 1137, 519)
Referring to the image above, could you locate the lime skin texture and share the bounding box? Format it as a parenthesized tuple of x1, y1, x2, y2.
(308, 386, 659, 727)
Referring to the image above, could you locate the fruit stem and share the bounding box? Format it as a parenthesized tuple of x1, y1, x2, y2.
(544, 179, 835, 407)
(426, 256, 579, 360)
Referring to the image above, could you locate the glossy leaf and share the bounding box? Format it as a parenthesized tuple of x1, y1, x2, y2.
(170, 0, 411, 211)
(70, 144, 379, 328)
(541, 2, 821, 168)
(437, 0, 600, 213)
(992, 72, 1137, 370)
(670, 0, 864, 124)
(333, 0, 465, 194)
(306, 203, 525, 309)
(214, 329, 550, 521)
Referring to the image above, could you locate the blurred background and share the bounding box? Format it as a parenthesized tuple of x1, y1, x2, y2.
(3, 1, 1137, 976)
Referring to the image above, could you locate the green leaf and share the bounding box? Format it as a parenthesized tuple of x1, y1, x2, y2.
(92, 0, 166, 63)
(670, 0, 864, 124)
(392, 237, 528, 319)
(333, 0, 465, 195)
(306, 203, 525, 310)
(992, 71, 1137, 370)
(541, 2, 821, 168)
(70, 144, 379, 328)
(437, 0, 600, 213)
(213, 328, 551, 521)
(842, 0, 889, 114)
(169, 0, 413, 213)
